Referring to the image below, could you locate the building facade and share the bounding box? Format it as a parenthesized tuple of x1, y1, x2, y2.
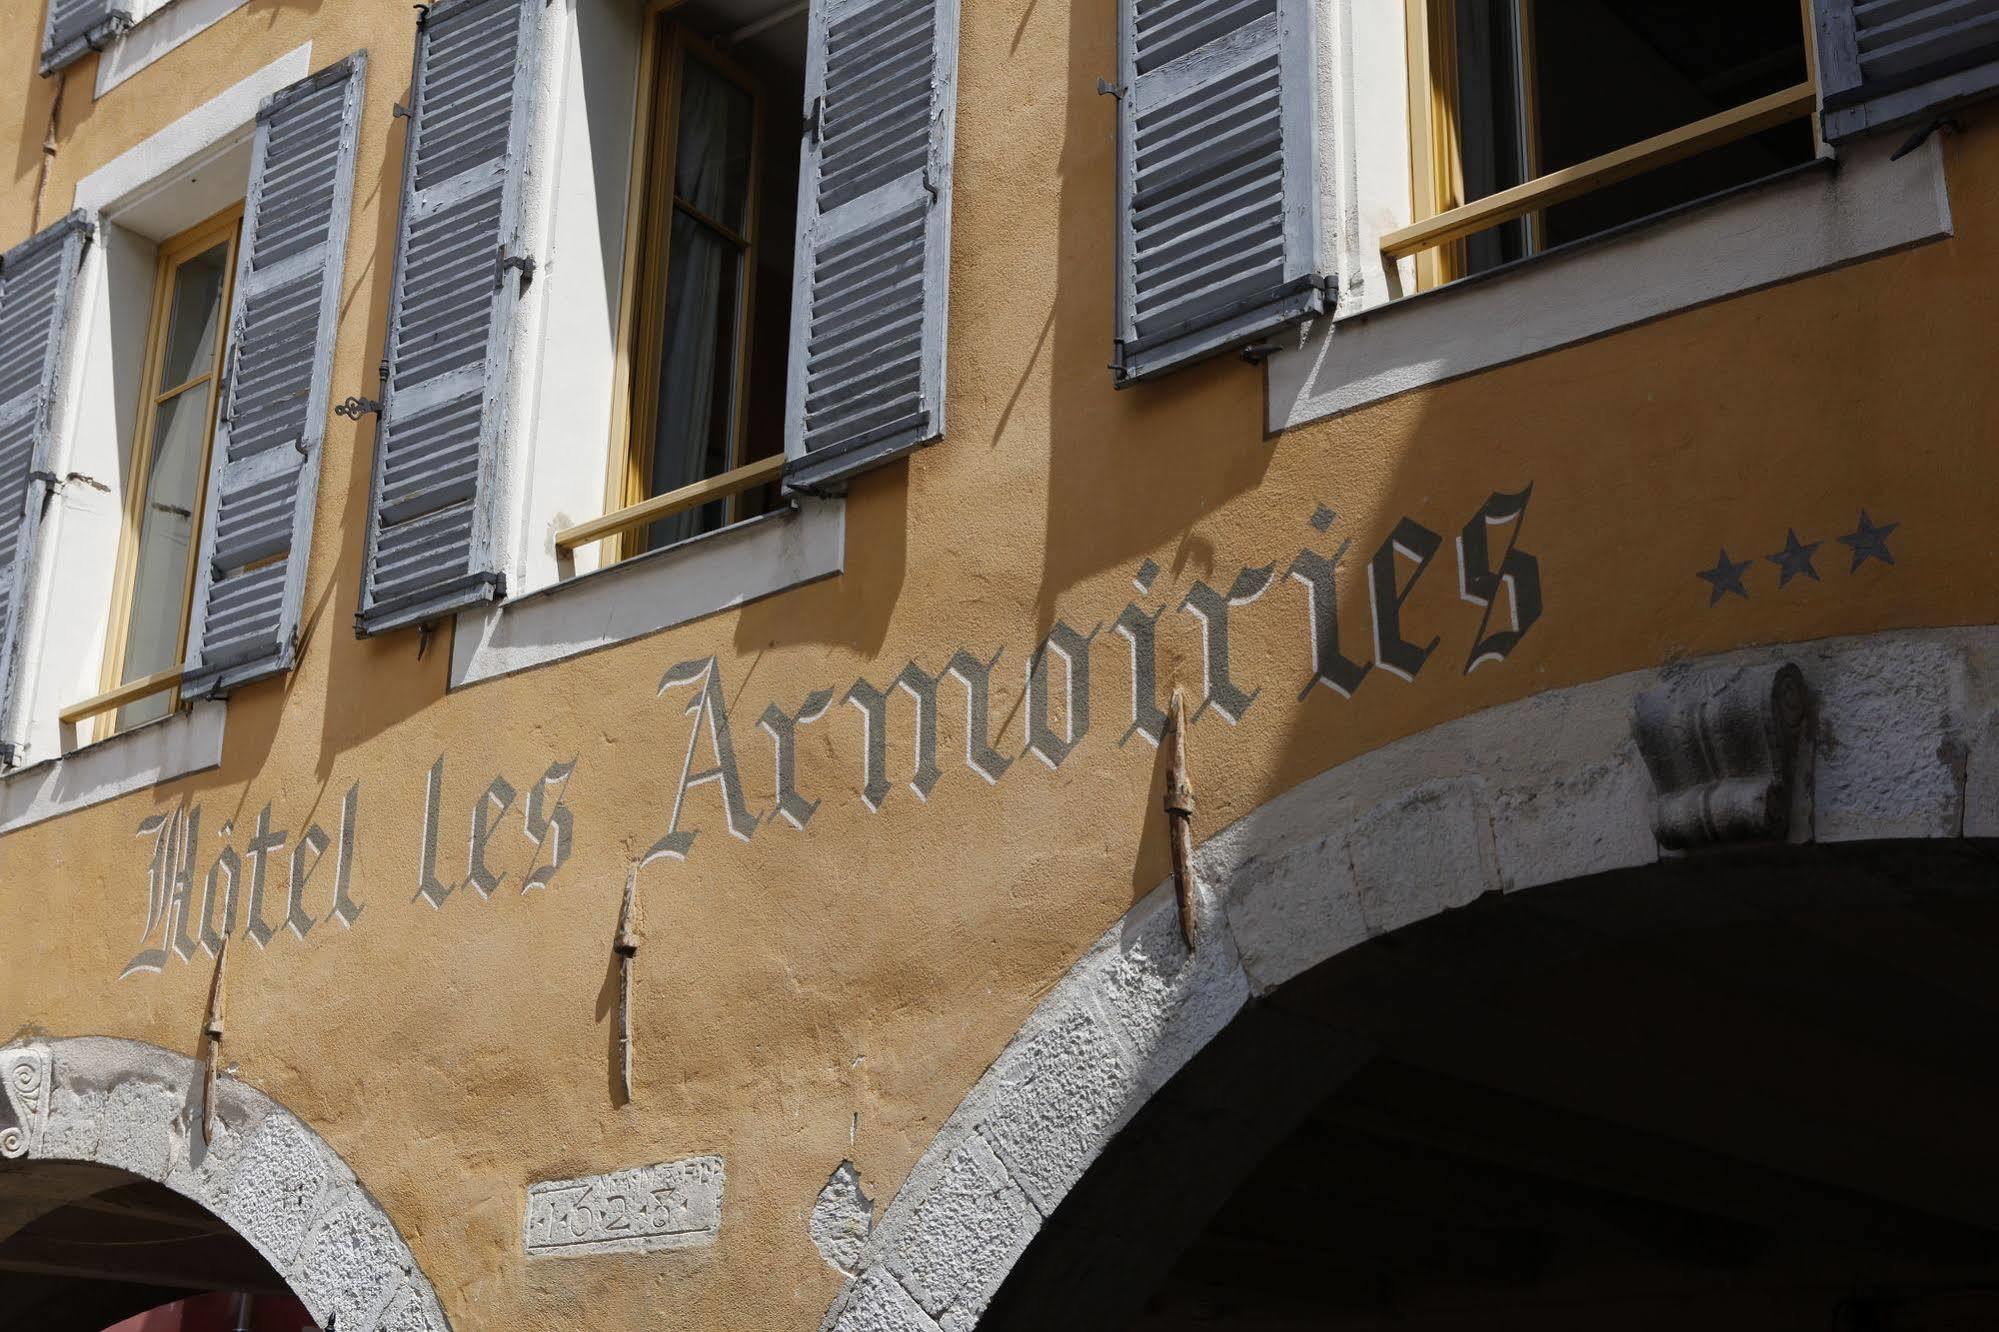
(3, 0, 1999, 1328)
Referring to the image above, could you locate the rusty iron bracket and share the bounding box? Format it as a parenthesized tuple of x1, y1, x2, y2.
(201, 937, 228, 1148)
(614, 870, 644, 1104)
(1164, 687, 1201, 949)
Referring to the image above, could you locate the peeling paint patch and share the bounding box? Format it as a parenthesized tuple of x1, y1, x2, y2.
(813, 1160, 876, 1274)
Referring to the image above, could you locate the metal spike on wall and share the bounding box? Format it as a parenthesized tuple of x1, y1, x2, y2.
(1164, 688, 1201, 949)
(614, 869, 644, 1104)
(201, 937, 228, 1147)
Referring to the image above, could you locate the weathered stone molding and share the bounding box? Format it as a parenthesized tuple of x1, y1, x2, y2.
(0, 1036, 449, 1332)
(1633, 660, 1810, 849)
(821, 626, 1996, 1332)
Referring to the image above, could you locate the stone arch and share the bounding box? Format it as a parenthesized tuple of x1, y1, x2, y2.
(0, 1035, 450, 1332)
(820, 626, 1997, 1331)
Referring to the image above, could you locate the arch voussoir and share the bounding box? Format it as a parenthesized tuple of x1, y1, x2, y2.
(826, 626, 1998, 1332)
(0, 1035, 448, 1332)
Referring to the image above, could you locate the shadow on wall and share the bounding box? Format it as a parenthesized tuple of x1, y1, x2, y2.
(1034, 0, 1274, 643)
(308, 52, 452, 781)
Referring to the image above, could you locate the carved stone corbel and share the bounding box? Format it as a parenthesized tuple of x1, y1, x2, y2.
(1634, 661, 1809, 850)
(0, 1045, 52, 1159)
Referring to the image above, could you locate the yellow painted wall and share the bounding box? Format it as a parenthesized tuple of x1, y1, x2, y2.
(2, 0, 1997, 1326)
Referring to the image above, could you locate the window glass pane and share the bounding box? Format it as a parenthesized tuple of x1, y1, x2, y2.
(674, 56, 755, 233)
(157, 241, 230, 392)
(115, 385, 211, 731)
(1530, 0, 1811, 248)
(1451, 0, 1530, 273)
(646, 213, 741, 551)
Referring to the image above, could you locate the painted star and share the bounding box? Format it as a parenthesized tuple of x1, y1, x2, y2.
(1697, 548, 1753, 605)
(1766, 528, 1822, 587)
(1837, 509, 1898, 571)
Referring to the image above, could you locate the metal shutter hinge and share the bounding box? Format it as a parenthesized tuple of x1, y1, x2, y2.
(498, 251, 536, 286)
(412, 3, 432, 29)
(334, 396, 383, 419)
(393, 102, 412, 120)
(922, 168, 939, 202)
(1096, 77, 1126, 100)
(804, 95, 824, 141)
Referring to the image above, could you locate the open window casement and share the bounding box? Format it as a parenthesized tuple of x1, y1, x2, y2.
(781, 0, 961, 496)
(180, 56, 366, 695)
(1816, 0, 1999, 142)
(1111, 0, 1325, 385)
(40, 0, 138, 76)
(357, 0, 542, 635)
(0, 212, 92, 764)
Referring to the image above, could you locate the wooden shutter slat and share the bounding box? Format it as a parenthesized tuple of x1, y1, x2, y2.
(182, 55, 366, 695)
(782, 0, 961, 495)
(356, 0, 542, 635)
(40, 0, 137, 76)
(1112, 0, 1322, 384)
(0, 212, 91, 764)
(1819, 0, 1999, 140)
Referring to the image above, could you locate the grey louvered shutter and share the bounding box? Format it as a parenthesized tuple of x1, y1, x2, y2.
(40, 0, 137, 76)
(0, 212, 91, 762)
(1112, 0, 1323, 385)
(781, 0, 961, 496)
(357, 0, 541, 635)
(1817, 0, 1999, 142)
(182, 56, 365, 696)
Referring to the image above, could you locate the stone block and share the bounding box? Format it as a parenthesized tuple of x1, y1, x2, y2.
(378, 1283, 449, 1332)
(295, 1200, 413, 1332)
(95, 1077, 181, 1181)
(1224, 826, 1365, 992)
(973, 998, 1135, 1214)
(1963, 707, 1999, 838)
(39, 1084, 102, 1161)
(883, 1135, 1038, 1332)
(827, 1269, 942, 1332)
(1812, 640, 1967, 841)
(1088, 888, 1248, 1095)
(1349, 777, 1499, 936)
(224, 1112, 331, 1270)
(1492, 744, 1658, 891)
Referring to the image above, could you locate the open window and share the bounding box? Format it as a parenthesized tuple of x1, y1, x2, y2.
(1395, 0, 1819, 287)
(593, 4, 801, 564)
(94, 205, 241, 739)
(0, 54, 364, 770)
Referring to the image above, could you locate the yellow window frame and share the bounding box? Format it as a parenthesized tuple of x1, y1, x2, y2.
(1396, 0, 1821, 286)
(599, 7, 767, 565)
(92, 204, 243, 743)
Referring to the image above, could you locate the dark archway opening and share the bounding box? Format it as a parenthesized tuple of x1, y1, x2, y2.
(0, 1160, 305, 1332)
(984, 840, 1999, 1331)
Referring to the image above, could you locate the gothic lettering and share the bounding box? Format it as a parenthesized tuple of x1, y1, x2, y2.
(1369, 519, 1442, 682)
(1181, 566, 1272, 723)
(645, 657, 758, 863)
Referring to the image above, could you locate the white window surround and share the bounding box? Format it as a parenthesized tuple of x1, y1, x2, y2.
(0, 45, 308, 806)
(449, 497, 844, 689)
(1275, 5, 1953, 430)
(0, 701, 223, 834)
(454, 0, 842, 687)
(93, 0, 256, 98)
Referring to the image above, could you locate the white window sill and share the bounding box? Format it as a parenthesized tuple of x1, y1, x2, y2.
(448, 496, 845, 689)
(0, 700, 224, 836)
(1271, 132, 1953, 430)
(94, 0, 256, 97)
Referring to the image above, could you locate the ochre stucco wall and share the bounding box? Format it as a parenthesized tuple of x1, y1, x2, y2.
(3, 0, 1997, 1326)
